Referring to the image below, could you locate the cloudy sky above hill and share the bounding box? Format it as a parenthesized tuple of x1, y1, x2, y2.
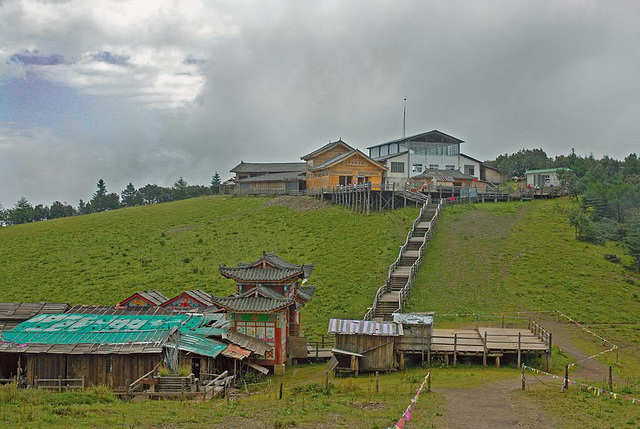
(1, 0, 639, 206)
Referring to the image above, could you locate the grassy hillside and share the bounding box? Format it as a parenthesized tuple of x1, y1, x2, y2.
(0, 196, 418, 336)
(407, 198, 640, 378)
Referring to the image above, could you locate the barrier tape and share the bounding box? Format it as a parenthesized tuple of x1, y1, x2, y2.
(389, 372, 430, 429)
(567, 347, 617, 368)
(522, 365, 639, 405)
(556, 312, 617, 348)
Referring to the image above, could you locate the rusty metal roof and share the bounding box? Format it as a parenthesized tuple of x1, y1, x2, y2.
(327, 319, 403, 336)
(221, 330, 270, 356)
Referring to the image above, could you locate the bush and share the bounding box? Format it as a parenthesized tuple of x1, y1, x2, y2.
(604, 254, 621, 263)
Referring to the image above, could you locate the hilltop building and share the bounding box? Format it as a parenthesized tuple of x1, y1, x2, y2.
(230, 161, 306, 195)
(301, 139, 387, 189)
(525, 168, 570, 187)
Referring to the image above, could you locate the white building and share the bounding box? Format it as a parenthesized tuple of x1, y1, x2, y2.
(525, 168, 570, 187)
(367, 130, 488, 186)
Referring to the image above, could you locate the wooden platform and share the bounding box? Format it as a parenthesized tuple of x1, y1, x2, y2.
(430, 327, 549, 355)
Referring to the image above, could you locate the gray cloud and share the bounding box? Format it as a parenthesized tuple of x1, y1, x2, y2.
(1, 0, 640, 207)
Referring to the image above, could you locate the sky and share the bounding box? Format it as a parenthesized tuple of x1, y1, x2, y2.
(1, 0, 639, 207)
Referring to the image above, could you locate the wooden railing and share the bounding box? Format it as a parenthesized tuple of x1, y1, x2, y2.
(34, 376, 85, 391)
(129, 361, 163, 392)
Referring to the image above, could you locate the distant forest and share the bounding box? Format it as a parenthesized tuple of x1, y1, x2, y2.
(0, 172, 221, 226)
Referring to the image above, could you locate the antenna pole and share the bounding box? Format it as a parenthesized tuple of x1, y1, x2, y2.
(402, 97, 407, 139)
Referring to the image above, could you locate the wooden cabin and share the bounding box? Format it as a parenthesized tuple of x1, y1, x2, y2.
(211, 296, 294, 375)
(328, 319, 403, 374)
(0, 310, 229, 388)
(301, 139, 386, 189)
(117, 290, 168, 307)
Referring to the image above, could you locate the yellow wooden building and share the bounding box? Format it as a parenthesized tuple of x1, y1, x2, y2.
(301, 139, 386, 190)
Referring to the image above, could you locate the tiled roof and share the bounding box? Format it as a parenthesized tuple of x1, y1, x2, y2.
(211, 296, 294, 313)
(298, 286, 316, 302)
(219, 267, 304, 282)
(234, 171, 305, 183)
(301, 139, 354, 160)
(239, 252, 314, 279)
(236, 286, 286, 300)
(327, 319, 403, 336)
(230, 162, 306, 173)
(118, 290, 168, 306)
(161, 290, 217, 308)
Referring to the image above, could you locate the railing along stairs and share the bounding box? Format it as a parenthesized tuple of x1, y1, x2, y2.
(364, 197, 444, 321)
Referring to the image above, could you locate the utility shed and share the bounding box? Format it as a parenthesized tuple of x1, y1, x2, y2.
(327, 319, 403, 374)
(393, 313, 434, 358)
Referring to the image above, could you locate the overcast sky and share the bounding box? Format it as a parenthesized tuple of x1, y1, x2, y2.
(1, 0, 639, 207)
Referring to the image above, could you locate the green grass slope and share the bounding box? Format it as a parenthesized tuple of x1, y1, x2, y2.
(0, 196, 418, 336)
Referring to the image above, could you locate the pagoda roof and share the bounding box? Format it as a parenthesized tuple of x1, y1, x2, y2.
(211, 296, 294, 314)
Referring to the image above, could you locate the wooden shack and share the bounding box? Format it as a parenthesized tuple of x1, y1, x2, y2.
(328, 319, 403, 374)
(393, 313, 434, 365)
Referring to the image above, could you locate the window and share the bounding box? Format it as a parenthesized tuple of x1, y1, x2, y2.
(464, 165, 475, 176)
(389, 143, 398, 154)
(446, 165, 456, 170)
(412, 163, 423, 173)
(429, 164, 439, 169)
(391, 162, 404, 173)
(370, 147, 380, 158)
(380, 145, 389, 156)
(339, 176, 353, 186)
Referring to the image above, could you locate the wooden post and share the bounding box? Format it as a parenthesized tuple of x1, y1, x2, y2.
(495, 355, 500, 368)
(279, 382, 283, 400)
(375, 371, 379, 393)
(58, 375, 62, 393)
(427, 347, 431, 366)
(501, 316, 505, 329)
(609, 366, 613, 392)
(563, 365, 569, 391)
(82, 375, 85, 389)
(517, 332, 522, 368)
(453, 334, 458, 366)
(483, 331, 488, 369)
(427, 374, 431, 392)
(34, 377, 38, 389)
(521, 366, 525, 390)
(325, 371, 329, 393)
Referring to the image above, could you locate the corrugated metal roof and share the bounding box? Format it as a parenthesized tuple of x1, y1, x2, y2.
(0, 302, 70, 319)
(327, 319, 403, 336)
(230, 162, 306, 173)
(222, 330, 270, 356)
(68, 305, 197, 316)
(173, 334, 227, 359)
(221, 344, 251, 360)
(367, 130, 464, 150)
(219, 267, 303, 282)
(212, 296, 294, 314)
(392, 313, 434, 326)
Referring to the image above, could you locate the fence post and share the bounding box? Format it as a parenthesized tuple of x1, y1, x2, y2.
(563, 365, 569, 391)
(517, 332, 521, 368)
(453, 334, 458, 366)
(521, 366, 525, 391)
(427, 373, 431, 393)
(325, 371, 329, 394)
(82, 375, 85, 389)
(609, 366, 613, 392)
(483, 331, 488, 369)
(279, 382, 283, 400)
(58, 375, 62, 393)
(375, 371, 379, 393)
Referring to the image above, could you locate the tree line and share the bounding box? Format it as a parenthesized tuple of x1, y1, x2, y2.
(486, 149, 640, 270)
(0, 172, 222, 226)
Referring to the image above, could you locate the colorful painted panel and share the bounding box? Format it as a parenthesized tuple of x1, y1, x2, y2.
(236, 320, 276, 360)
(164, 295, 202, 308)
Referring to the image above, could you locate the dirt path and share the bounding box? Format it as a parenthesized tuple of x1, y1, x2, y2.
(541, 319, 622, 383)
(437, 377, 555, 428)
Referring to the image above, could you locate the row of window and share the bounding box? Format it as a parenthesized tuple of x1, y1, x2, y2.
(369, 142, 460, 158)
(390, 162, 456, 174)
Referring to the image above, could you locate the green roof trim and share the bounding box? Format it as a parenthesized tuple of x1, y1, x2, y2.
(524, 168, 571, 174)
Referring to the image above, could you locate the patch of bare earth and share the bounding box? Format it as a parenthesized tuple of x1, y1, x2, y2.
(265, 196, 332, 211)
(437, 378, 555, 428)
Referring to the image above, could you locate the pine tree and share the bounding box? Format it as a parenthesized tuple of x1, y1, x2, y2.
(7, 197, 35, 225)
(210, 172, 221, 194)
(121, 183, 142, 207)
(627, 215, 640, 271)
(173, 176, 189, 200)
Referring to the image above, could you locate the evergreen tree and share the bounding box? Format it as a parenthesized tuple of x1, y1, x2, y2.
(33, 204, 49, 222)
(210, 172, 221, 194)
(0, 204, 6, 226)
(50, 201, 76, 219)
(627, 215, 640, 271)
(173, 176, 189, 200)
(121, 183, 142, 207)
(90, 179, 119, 212)
(7, 197, 35, 225)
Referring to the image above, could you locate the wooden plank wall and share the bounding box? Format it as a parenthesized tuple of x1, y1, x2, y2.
(335, 335, 397, 371)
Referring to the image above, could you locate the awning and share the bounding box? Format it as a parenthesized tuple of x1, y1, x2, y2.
(221, 344, 252, 360)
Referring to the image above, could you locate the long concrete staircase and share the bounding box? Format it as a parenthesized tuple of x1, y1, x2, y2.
(364, 197, 443, 321)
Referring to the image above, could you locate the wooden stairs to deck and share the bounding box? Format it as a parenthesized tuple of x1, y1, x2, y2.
(369, 201, 441, 321)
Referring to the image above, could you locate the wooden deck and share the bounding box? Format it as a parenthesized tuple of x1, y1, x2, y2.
(430, 327, 549, 354)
